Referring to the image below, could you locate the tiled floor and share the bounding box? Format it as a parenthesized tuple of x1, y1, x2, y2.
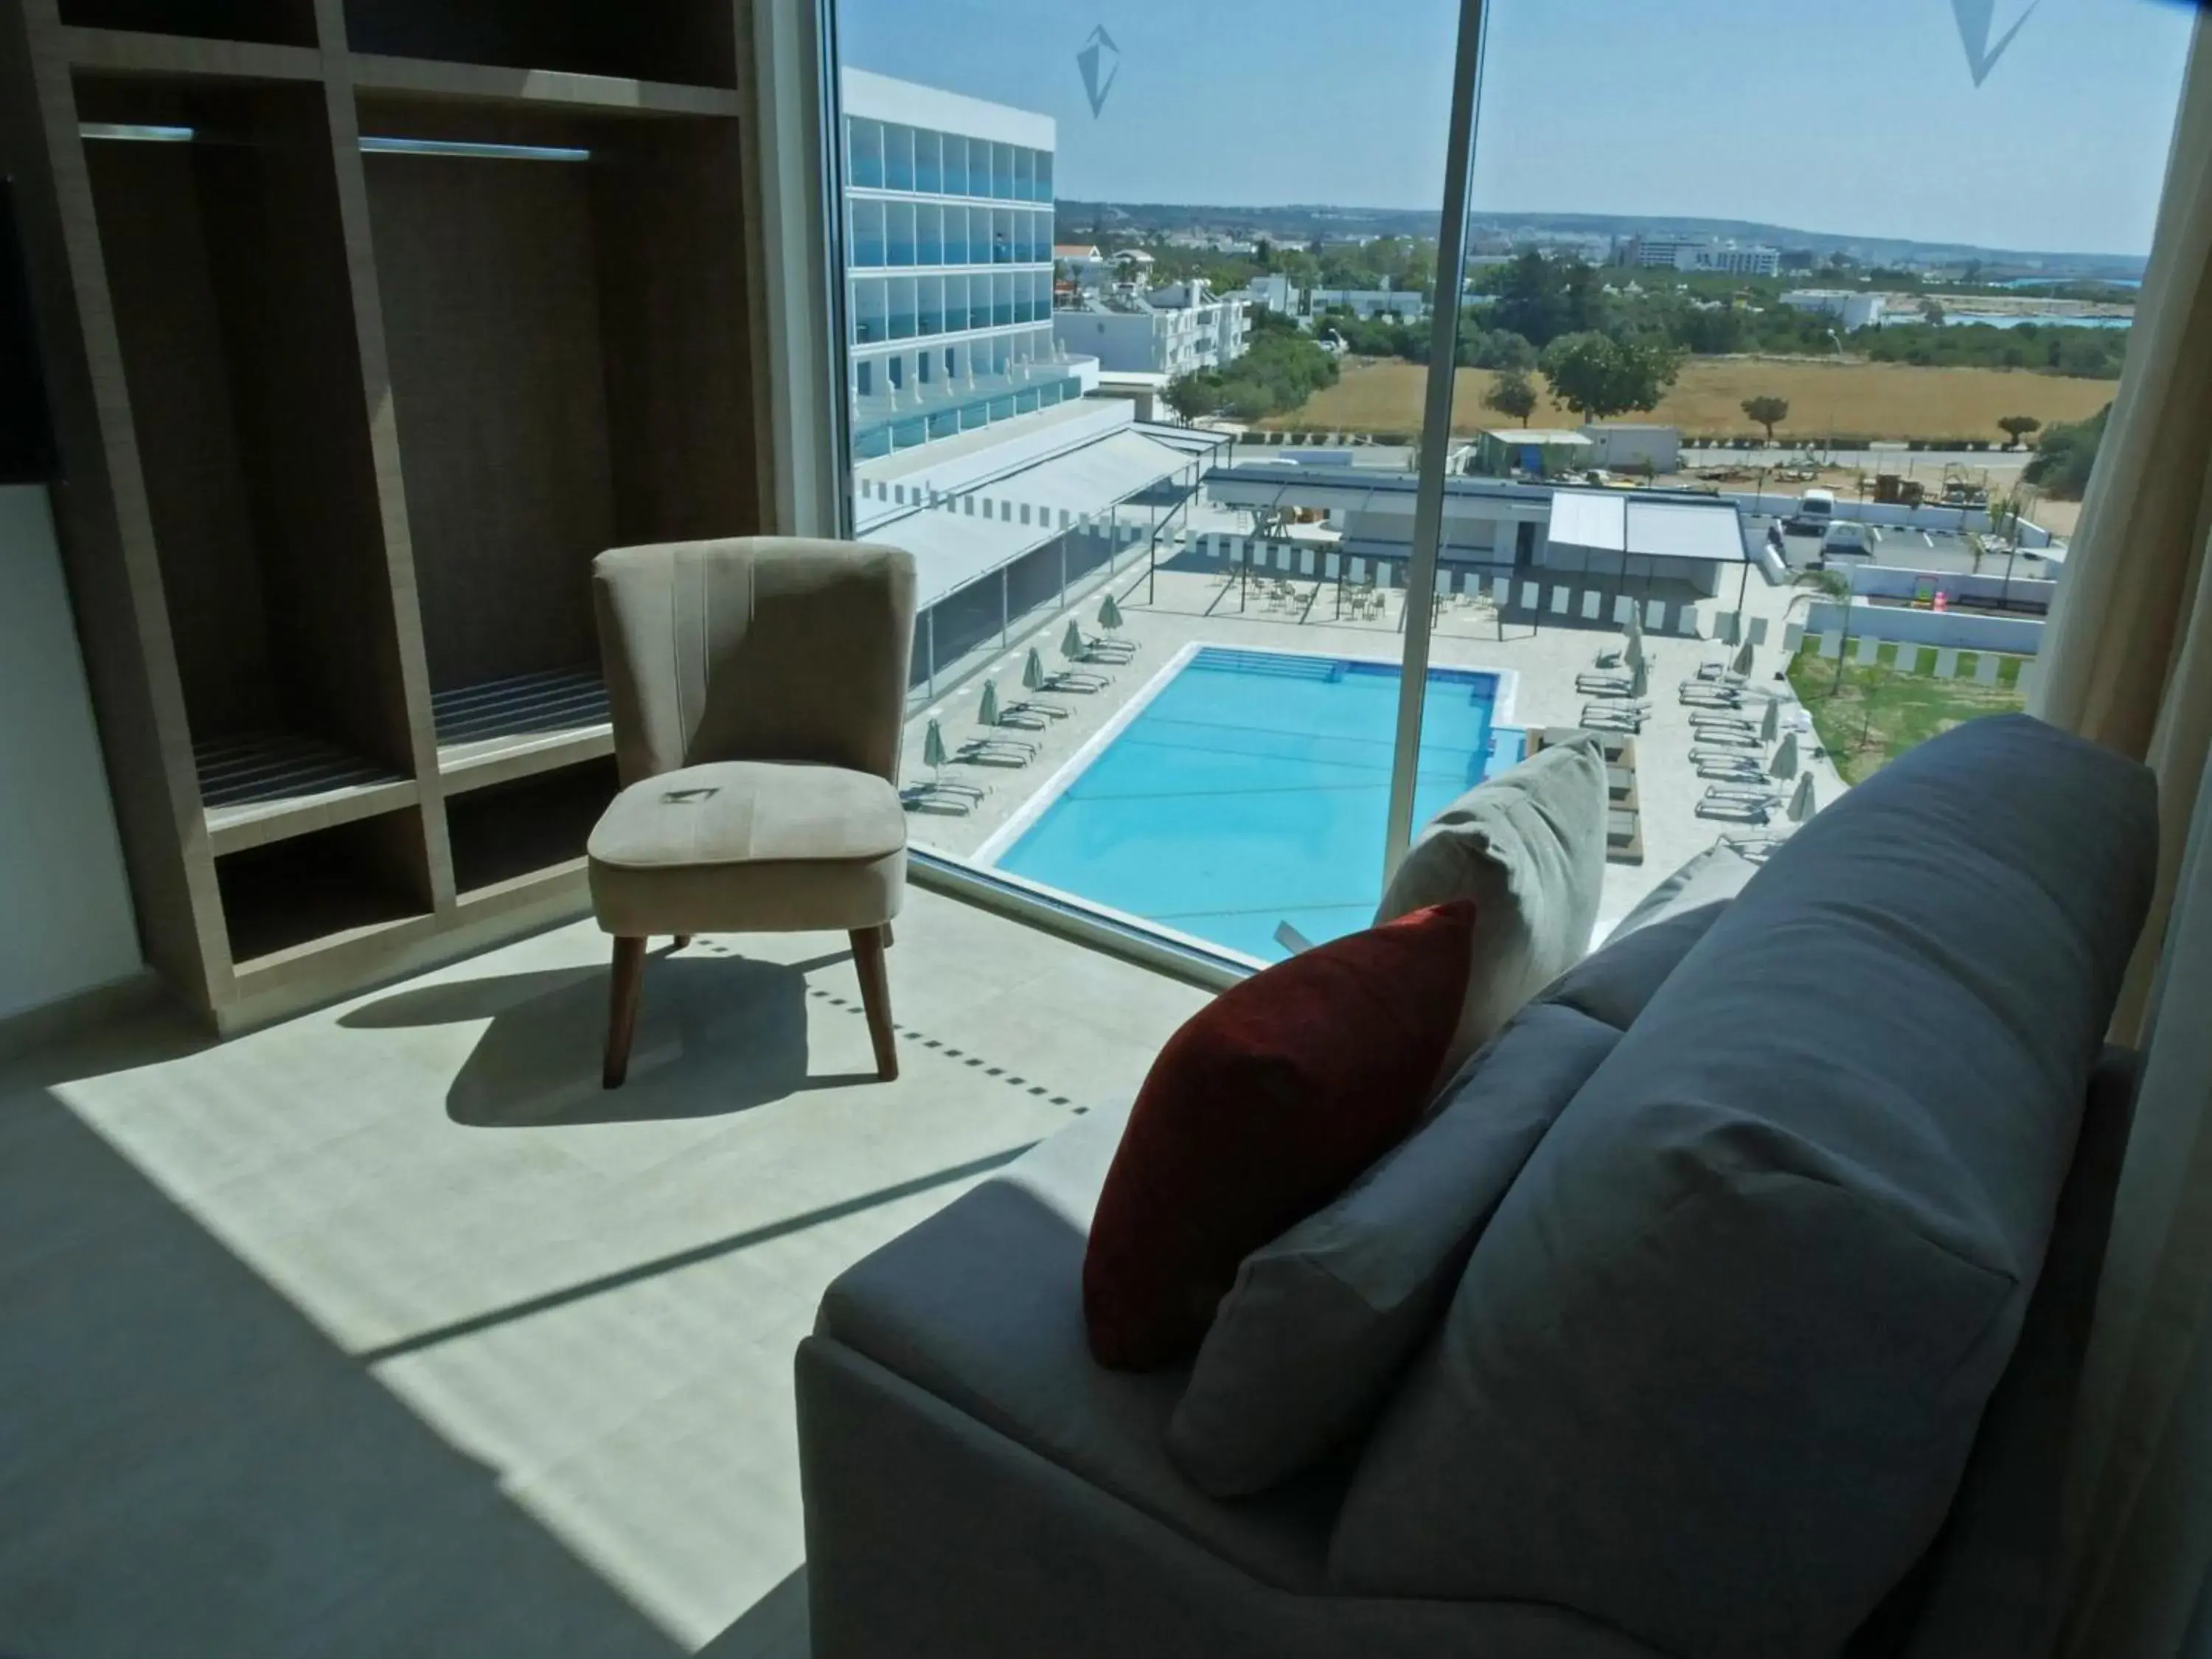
(0, 890, 1208, 1658)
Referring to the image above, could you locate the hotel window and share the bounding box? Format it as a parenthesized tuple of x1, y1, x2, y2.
(847, 116, 883, 189)
(851, 277, 887, 344)
(992, 141, 1015, 201)
(1014, 146, 1034, 204)
(888, 276, 917, 340)
(886, 201, 916, 266)
(849, 198, 885, 266)
(883, 122, 915, 190)
(919, 275, 945, 335)
(967, 136, 991, 200)
(914, 128, 942, 194)
(918, 203, 942, 265)
(941, 130, 969, 195)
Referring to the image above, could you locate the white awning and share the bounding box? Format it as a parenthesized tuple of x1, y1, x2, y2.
(1548, 488, 1746, 564)
(1548, 489, 1627, 554)
(861, 428, 1195, 610)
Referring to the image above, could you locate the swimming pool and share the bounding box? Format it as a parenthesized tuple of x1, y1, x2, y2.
(985, 645, 1523, 963)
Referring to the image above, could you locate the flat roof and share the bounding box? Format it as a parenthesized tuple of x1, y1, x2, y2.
(1484, 429, 1592, 446)
(1548, 488, 1748, 565)
(862, 426, 1199, 609)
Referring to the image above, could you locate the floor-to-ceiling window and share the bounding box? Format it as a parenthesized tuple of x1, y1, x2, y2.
(818, 0, 2191, 966)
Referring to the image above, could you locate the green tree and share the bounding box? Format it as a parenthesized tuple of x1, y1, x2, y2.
(1919, 298, 1947, 325)
(2024, 404, 2111, 499)
(1539, 332, 1682, 423)
(1466, 328, 1537, 371)
(1997, 414, 2043, 449)
(1164, 372, 1214, 423)
(1742, 394, 1790, 445)
(1490, 252, 1604, 347)
(1483, 369, 1540, 428)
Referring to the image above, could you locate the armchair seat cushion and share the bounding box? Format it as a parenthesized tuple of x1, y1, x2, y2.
(587, 760, 906, 936)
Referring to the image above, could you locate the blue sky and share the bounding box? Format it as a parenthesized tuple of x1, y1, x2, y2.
(837, 0, 2196, 255)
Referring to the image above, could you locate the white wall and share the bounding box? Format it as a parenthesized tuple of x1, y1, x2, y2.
(0, 487, 142, 1020)
(1849, 563, 2059, 609)
(1803, 595, 2045, 654)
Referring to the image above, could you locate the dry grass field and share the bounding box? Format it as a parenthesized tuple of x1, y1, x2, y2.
(1262, 356, 2119, 443)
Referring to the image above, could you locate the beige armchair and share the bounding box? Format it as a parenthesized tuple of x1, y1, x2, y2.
(587, 538, 918, 1088)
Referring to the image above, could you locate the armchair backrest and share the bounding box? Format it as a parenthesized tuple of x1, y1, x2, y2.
(592, 538, 917, 785)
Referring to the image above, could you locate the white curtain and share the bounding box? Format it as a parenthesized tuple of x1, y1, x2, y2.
(2038, 15, 2212, 1654)
(2032, 14, 2212, 1047)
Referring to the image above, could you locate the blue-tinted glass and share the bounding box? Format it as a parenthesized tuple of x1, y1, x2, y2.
(887, 201, 916, 266)
(888, 279, 917, 338)
(852, 278, 888, 343)
(994, 274, 1014, 325)
(992, 208, 1012, 263)
(851, 198, 885, 266)
(970, 137, 990, 198)
(848, 117, 883, 189)
(1037, 149, 1052, 201)
(884, 123, 914, 189)
(943, 205, 967, 265)
(992, 142, 1015, 199)
(918, 204, 942, 265)
(919, 276, 944, 335)
(915, 128, 942, 193)
(1015, 147, 1034, 203)
(941, 131, 967, 195)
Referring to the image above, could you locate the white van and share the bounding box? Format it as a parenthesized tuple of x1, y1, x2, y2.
(1785, 489, 1837, 536)
(1820, 521, 1876, 563)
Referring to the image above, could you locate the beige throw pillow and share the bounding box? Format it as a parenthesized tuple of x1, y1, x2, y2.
(1375, 734, 1610, 1080)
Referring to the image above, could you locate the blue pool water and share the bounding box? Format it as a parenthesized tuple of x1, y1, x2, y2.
(993, 647, 1522, 962)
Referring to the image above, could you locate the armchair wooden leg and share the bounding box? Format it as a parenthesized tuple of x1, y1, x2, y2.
(851, 925, 899, 1082)
(880, 922, 893, 949)
(605, 936, 647, 1090)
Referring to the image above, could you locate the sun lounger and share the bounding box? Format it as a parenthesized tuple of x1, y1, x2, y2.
(1704, 783, 1783, 806)
(1580, 703, 1646, 732)
(902, 782, 984, 816)
(1680, 685, 1745, 708)
(1698, 759, 1768, 783)
(1001, 698, 1069, 723)
(1043, 668, 1112, 694)
(1697, 794, 1774, 824)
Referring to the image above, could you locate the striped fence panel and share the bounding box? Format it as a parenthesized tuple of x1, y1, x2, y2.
(1854, 635, 1881, 665)
(1818, 630, 1844, 660)
(1974, 652, 2002, 685)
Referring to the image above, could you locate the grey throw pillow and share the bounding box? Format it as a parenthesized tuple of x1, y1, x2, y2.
(1329, 716, 2159, 1659)
(1166, 1004, 1620, 1498)
(1376, 735, 1609, 1079)
(1604, 840, 1762, 947)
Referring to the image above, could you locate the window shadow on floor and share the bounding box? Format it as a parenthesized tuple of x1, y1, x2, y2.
(0, 1086, 691, 1659)
(341, 948, 876, 1129)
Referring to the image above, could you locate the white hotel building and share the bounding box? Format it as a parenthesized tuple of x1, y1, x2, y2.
(842, 69, 1094, 461)
(838, 70, 1222, 700)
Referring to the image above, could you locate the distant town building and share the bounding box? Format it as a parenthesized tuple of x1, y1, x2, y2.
(1051, 278, 1251, 378)
(1619, 235, 1782, 278)
(1231, 271, 1300, 314)
(842, 69, 1087, 460)
(1309, 287, 1426, 321)
(1781, 288, 1889, 330)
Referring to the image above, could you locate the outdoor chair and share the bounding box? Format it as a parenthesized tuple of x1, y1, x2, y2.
(587, 538, 915, 1089)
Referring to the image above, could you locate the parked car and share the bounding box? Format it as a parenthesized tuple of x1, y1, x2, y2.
(1784, 487, 1837, 536)
(1818, 521, 1877, 565)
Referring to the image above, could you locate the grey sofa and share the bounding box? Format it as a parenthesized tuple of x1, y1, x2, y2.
(796, 716, 2157, 1659)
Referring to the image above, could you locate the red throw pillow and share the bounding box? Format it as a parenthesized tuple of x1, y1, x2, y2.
(1083, 900, 1478, 1371)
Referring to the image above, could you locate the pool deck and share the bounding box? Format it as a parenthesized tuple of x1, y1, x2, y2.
(900, 554, 1846, 942)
